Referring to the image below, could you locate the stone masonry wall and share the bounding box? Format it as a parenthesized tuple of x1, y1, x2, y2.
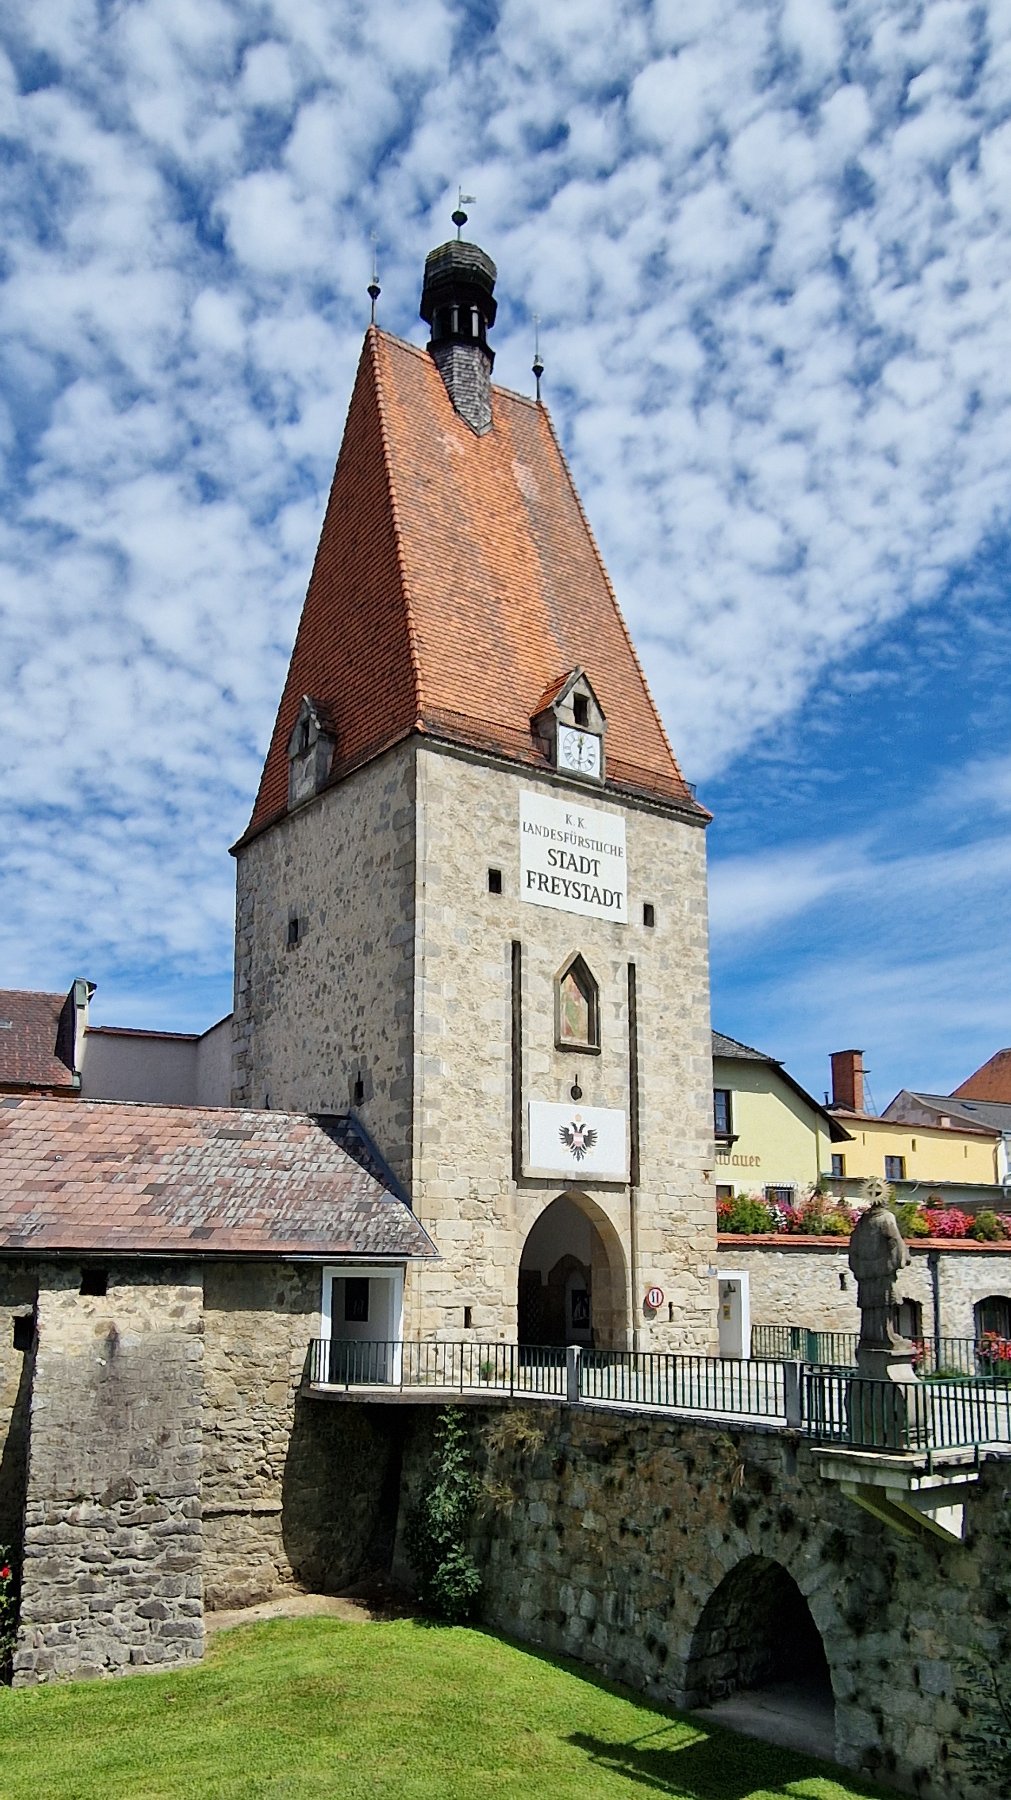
(201, 1263, 402, 1607)
(408, 745, 715, 1348)
(3, 1259, 410, 1678)
(721, 1236, 1011, 1343)
(232, 731, 714, 1349)
(231, 742, 416, 1187)
(0, 1262, 36, 1562)
(389, 1399, 1011, 1800)
(14, 1264, 203, 1685)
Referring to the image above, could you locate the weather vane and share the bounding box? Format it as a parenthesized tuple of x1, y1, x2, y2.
(367, 231, 381, 323)
(533, 314, 544, 402)
(452, 187, 476, 238)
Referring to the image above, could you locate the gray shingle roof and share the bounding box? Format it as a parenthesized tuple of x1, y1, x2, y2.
(711, 1031, 768, 1061)
(0, 989, 77, 1091)
(0, 1097, 437, 1260)
(902, 1092, 1011, 1135)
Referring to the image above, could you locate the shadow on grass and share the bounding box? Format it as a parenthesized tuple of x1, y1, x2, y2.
(566, 1725, 893, 1800)
(426, 1624, 895, 1800)
(292, 1613, 895, 1800)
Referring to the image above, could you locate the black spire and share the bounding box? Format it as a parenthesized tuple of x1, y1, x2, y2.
(420, 234, 498, 435)
(532, 314, 544, 402)
(367, 232, 381, 323)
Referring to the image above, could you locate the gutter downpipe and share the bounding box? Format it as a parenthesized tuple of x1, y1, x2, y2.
(927, 1247, 942, 1370)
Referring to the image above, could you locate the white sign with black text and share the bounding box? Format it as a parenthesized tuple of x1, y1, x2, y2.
(527, 1101, 628, 1181)
(519, 792, 627, 923)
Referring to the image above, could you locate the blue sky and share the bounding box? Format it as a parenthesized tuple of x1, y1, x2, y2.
(1, 0, 1010, 1110)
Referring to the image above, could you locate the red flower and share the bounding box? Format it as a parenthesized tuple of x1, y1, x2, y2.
(0, 1566, 10, 1580)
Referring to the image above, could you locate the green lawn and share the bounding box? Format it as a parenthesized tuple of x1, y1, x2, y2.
(0, 1617, 894, 1800)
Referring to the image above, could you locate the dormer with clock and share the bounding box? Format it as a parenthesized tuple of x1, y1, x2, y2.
(532, 667, 606, 784)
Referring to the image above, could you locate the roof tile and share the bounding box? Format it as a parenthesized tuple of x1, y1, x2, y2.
(0, 1098, 438, 1261)
(0, 990, 77, 1092)
(953, 1049, 1011, 1104)
(240, 329, 704, 845)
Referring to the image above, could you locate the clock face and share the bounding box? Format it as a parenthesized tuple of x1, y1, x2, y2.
(558, 724, 602, 778)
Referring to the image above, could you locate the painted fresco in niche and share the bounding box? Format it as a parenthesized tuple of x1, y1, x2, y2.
(560, 969, 590, 1043)
(556, 956, 599, 1051)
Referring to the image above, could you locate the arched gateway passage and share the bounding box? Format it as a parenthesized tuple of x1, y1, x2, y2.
(517, 1193, 627, 1350)
(686, 1556, 835, 1757)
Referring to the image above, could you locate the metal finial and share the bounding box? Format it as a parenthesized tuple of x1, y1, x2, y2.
(367, 231, 381, 323)
(453, 187, 476, 238)
(532, 314, 544, 401)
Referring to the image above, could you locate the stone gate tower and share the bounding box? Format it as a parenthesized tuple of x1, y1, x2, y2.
(231, 233, 716, 1350)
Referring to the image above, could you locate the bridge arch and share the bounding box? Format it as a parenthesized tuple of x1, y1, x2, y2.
(517, 1190, 627, 1349)
(684, 1554, 835, 1744)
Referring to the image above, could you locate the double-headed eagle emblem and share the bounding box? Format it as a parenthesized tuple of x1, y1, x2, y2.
(559, 1115, 597, 1162)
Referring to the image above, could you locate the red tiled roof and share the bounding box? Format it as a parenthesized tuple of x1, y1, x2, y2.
(953, 1050, 1011, 1103)
(0, 990, 76, 1092)
(0, 1098, 438, 1259)
(239, 329, 704, 846)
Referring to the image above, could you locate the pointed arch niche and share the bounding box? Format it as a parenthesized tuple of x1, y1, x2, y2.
(555, 953, 600, 1054)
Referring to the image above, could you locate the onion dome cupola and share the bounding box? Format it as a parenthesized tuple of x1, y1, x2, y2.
(420, 236, 498, 435)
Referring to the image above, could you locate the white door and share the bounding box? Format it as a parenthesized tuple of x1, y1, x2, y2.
(717, 1271, 751, 1360)
(321, 1265, 405, 1382)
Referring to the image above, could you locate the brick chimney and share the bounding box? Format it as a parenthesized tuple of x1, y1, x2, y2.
(830, 1049, 865, 1113)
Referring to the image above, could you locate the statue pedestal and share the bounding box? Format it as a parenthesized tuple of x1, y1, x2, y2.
(848, 1348, 929, 1451)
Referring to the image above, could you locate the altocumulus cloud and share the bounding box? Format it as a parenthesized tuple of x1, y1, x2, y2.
(2, 0, 1011, 1027)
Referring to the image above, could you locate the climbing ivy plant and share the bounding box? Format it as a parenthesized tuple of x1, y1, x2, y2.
(405, 1408, 481, 1624)
(959, 1657, 1011, 1792)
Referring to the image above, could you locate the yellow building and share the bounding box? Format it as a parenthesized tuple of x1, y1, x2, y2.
(712, 1032, 849, 1203)
(825, 1050, 1004, 1208)
(712, 1039, 1006, 1213)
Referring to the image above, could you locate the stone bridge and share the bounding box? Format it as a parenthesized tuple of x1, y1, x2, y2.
(5, 1260, 1008, 1800)
(310, 1390, 1011, 1800)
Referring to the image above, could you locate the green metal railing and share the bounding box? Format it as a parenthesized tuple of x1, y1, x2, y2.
(800, 1366, 1011, 1451)
(305, 1339, 1011, 1454)
(578, 1348, 784, 1418)
(750, 1325, 995, 1380)
(751, 1325, 858, 1365)
(307, 1337, 566, 1396)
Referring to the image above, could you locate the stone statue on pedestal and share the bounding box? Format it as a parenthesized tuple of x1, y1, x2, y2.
(846, 1197, 924, 1448)
(848, 1198, 911, 1354)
